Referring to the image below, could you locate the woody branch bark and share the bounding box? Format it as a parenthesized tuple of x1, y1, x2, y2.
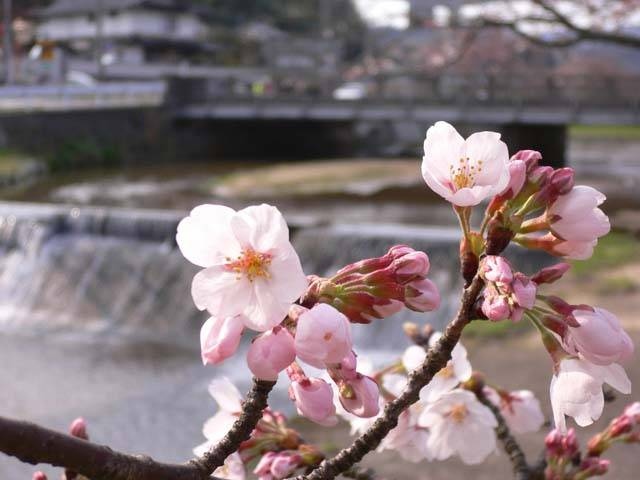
(474, 388, 541, 480)
(0, 378, 275, 480)
(290, 275, 485, 480)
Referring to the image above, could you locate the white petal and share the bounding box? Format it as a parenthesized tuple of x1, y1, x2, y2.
(191, 266, 251, 316)
(422, 121, 465, 180)
(402, 345, 426, 372)
(268, 243, 308, 305)
(202, 411, 237, 443)
(242, 279, 289, 331)
(601, 363, 631, 394)
(463, 131, 509, 185)
(176, 204, 239, 267)
(236, 204, 290, 252)
(208, 377, 243, 412)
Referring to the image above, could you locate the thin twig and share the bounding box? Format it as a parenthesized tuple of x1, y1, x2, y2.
(475, 388, 531, 480)
(291, 275, 485, 480)
(0, 378, 275, 480)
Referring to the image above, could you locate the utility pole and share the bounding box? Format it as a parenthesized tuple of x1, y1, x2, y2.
(2, 0, 13, 84)
(95, 0, 104, 79)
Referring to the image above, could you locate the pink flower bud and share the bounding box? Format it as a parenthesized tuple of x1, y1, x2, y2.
(388, 244, 415, 259)
(549, 168, 575, 196)
(200, 315, 244, 366)
(480, 256, 513, 284)
(254, 452, 277, 476)
(562, 429, 579, 457)
(270, 452, 301, 478)
(548, 186, 609, 244)
(290, 378, 337, 426)
(404, 278, 440, 312)
(392, 250, 430, 279)
(294, 304, 352, 368)
(69, 417, 88, 440)
(566, 307, 633, 366)
(610, 414, 633, 437)
(579, 457, 609, 477)
(512, 274, 537, 310)
(339, 374, 380, 418)
(500, 159, 527, 199)
(530, 165, 553, 186)
(32, 473, 48, 480)
(545, 428, 564, 457)
(481, 293, 511, 321)
(512, 149, 542, 173)
(371, 299, 404, 319)
(531, 263, 570, 285)
(247, 326, 296, 381)
(337, 351, 358, 381)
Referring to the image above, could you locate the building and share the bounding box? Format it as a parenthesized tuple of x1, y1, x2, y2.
(33, 0, 214, 72)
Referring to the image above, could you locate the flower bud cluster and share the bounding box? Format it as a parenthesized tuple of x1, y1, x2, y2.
(489, 150, 610, 260)
(301, 245, 440, 324)
(478, 256, 537, 322)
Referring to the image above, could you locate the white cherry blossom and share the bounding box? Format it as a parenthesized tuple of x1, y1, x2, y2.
(422, 121, 510, 206)
(419, 389, 498, 465)
(194, 377, 243, 456)
(550, 358, 631, 432)
(484, 387, 545, 434)
(177, 203, 308, 331)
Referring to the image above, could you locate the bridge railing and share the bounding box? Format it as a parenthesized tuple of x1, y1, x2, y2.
(180, 72, 640, 110)
(0, 82, 166, 113)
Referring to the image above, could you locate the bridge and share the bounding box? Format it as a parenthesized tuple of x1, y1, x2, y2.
(0, 73, 638, 125)
(0, 72, 638, 164)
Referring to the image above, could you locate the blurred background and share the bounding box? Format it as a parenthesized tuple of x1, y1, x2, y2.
(0, 1, 639, 478)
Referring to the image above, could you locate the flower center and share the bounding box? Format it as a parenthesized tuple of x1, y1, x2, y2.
(225, 248, 272, 282)
(436, 362, 454, 379)
(450, 157, 483, 191)
(448, 403, 468, 423)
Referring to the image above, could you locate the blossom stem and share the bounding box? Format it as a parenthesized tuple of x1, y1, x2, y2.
(519, 216, 549, 234)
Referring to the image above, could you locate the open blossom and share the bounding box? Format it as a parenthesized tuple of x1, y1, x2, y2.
(200, 315, 244, 366)
(382, 410, 432, 463)
(421, 121, 510, 206)
(194, 378, 242, 455)
(247, 326, 296, 381)
(550, 358, 631, 432)
(177, 203, 307, 331)
(294, 304, 353, 368)
(564, 307, 633, 366)
(548, 186, 610, 243)
(480, 255, 513, 284)
(215, 452, 246, 480)
(403, 335, 472, 403)
(290, 377, 338, 426)
(484, 388, 545, 434)
(419, 389, 497, 464)
(254, 452, 300, 480)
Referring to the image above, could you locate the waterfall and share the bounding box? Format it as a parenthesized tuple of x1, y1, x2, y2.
(0, 202, 550, 352)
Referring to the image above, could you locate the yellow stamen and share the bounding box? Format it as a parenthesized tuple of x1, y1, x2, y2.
(449, 157, 483, 191)
(448, 403, 468, 423)
(225, 248, 272, 282)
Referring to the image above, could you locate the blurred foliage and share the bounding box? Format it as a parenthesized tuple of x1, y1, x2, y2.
(571, 231, 640, 275)
(570, 125, 640, 140)
(596, 275, 638, 295)
(463, 318, 529, 338)
(48, 139, 121, 171)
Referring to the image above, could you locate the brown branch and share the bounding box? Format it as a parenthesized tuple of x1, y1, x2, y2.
(190, 378, 276, 473)
(0, 378, 275, 480)
(475, 388, 532, 480)
(291, 275, 485, 480)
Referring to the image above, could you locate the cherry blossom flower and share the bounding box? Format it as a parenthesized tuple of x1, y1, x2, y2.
(294, 304, 353, 368)
(484, 388, 545, 434)
(290, 377, 338, 426)
(421, 121, 510, 207)
(564, 307, 633, 366)
(214, 452, 246, 480)
(194, 378, 242, 456)
(418, 389, 498, 464)
(177, 204, 307, 332)
(403, 335, 472, 403)
(254, 452, 300, 480)
(550, 358, 631, 432)
(480, 255, 513, 284)
(382, 410, 432, 463)
(200, 316, 244, 366)
(247, 326, 296, 381)
(548, 186, 610, 243)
